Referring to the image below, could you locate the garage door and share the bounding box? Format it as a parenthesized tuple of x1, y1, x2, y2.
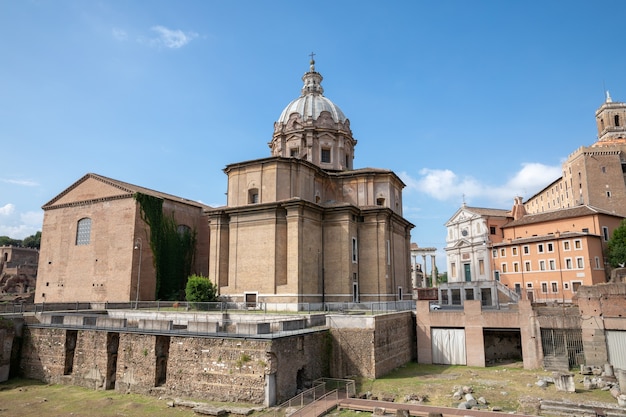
(431, 328, 466, 365)
(606, 330, 626, 371)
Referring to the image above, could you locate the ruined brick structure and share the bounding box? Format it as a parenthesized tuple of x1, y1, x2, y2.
(0, 246, 38, 301)
(13, 309, 415, 405)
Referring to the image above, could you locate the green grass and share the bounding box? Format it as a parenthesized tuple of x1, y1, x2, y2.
(0, 378, 203, 417)
(1, 363, 618, 416)
(351, 362, 616, 413)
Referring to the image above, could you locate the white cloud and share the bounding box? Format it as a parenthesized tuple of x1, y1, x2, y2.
(112, 27, 128, 41)
(21, 210, 44, 227)
(0, 205, 42, 239)
(151, 25, 198, 49)
(400, 161, 561, 207)
(0, 203, 15, 216)
(1, 178, 39, 187)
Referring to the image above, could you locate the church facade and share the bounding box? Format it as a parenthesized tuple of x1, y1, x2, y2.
(207, 60, 414, 307)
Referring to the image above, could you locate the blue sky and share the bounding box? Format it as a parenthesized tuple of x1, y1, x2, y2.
(1, 1, 625, 271)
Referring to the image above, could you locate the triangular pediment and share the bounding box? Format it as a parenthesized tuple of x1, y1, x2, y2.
(451, 239, 471, 249)
(445, 207, 481, 227)
(43, 173, 136, 209)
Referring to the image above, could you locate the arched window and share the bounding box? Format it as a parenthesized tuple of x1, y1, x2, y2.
(177, 224, 191, 236)
(615, 114, 621, 127)
(76, 218, 92, 245)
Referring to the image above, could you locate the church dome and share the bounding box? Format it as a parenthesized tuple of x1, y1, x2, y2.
(270, 57, 356, 172)
(277, 59, 347, 124)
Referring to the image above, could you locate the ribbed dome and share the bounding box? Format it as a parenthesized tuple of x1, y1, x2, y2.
(278, 95, 347, 124)
(277, 59, 347, 124)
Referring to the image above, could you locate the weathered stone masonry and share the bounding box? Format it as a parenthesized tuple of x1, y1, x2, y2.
(19, 326, 330, 405)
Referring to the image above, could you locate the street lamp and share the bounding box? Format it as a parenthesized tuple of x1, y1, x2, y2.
(134, 238, 142, 309)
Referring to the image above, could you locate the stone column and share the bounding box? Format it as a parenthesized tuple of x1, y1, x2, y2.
(430, 255, 437, 287)
(422, 255, 428, 287)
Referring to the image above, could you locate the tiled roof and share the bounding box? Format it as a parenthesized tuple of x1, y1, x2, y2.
(502, 205, 623, 228)
(43, 173, 211, 210)
(464, 206, 511, 217)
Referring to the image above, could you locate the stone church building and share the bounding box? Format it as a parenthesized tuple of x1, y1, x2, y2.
(35, 59, 414, 307)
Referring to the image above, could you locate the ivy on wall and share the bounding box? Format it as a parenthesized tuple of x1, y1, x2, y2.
(134, 193, 197, 300)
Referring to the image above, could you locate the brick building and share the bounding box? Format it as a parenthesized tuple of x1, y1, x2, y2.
(34, 174, 210, 303)
(441, 94, 626, 307)
(525, 92, 626, 216)
(0, 246, 38, 299)
(494, 203, 623, 302)
(34, 59, 414, 306)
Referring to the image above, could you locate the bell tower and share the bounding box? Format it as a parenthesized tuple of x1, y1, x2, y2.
(595, 91, 626, 144)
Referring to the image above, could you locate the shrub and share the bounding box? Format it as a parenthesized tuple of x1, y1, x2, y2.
(185, 275, 218, 306)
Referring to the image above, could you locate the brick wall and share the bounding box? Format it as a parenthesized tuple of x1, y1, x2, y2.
(18, 326, 330, 405)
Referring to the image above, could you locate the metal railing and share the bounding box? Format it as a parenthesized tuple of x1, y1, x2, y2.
(259, 378, 354, 417)
(0, 300, 416, 315)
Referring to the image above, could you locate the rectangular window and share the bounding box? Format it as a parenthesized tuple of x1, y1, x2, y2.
(539, 260, 546, 271)
(563, 241, 570, 251)
(500, 248, 506, 257)
(352, 237, 358, 263)
(290, 147, 299, 157)
(490, 226, 496, 235)
(525, 261, 531, 271)
(576, 257, 584, 268)
(565, 258, 572, 269)
(514, 283, 521, 294)
(492, 249, 497, 258)
(551, 282, 558, 293)
(523, 245, 530, 255)
(479, 259, 485, 275)
(541, 282, 548, 293)
(572, 281, 582, 292)
(512, 247, 518, 256)
(547, 243, 554, 252)
(321, 148, 331, 163)
(513, 262, 519, 272)
(595, 256, 601, 269)
(549, 260, 556, 270)
(537, 243, 544, 253)
(574, 239, 582, 249)
(526, 282, 533, 289)
(501, 263, 507, 273)
(602, 226, 609, 241)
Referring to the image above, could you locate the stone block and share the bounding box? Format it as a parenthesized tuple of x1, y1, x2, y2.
(63, 315, 84, 326)
(138, 319, 172, 331)
(236, 322, 270, 335)
(96, 317, 127, 328)
(553, 373, 575, 392)
(279, 319, 305, 331)
(188, 321, 219, 333)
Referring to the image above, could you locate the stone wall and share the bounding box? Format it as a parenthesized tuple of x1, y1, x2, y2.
(0, 325, 15, 382)
(18, 326, 330, 406)
(328, 311, 415, 379)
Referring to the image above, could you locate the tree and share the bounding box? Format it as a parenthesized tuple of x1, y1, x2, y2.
(185, 275, 218, 304)
(22, 232, 41, 249)
(607, 219, 626, 268)
(0, 236, 21, 247)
